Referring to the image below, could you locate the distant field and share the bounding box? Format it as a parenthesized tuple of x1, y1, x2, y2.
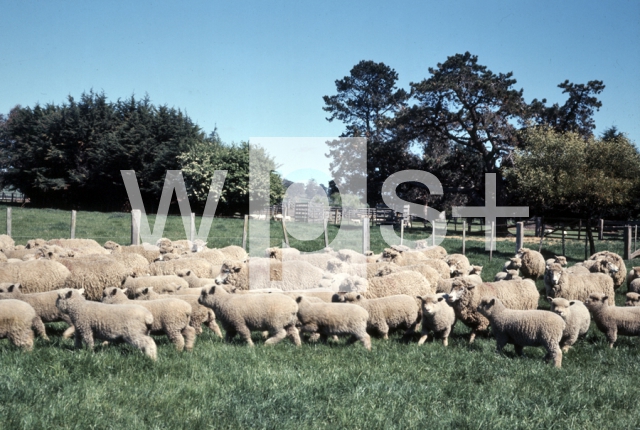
(0, 204, 639, 429)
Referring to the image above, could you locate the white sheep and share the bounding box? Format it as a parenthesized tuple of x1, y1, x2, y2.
(123, 275, 189, 296)
(198, 285, 300, 346)
(214, 259, 325, 291)
(546, 256, 567, 267)
(445, 254, 471, 277)
(0, 299, 43, 350)
(477, 296, 565, 367)
(588, 251, 626, 290)
(102, 287, 196, 351)
(365, 271, 433, 299)
(549, 297, 590, 352)
(0, 260, 71, 294)
(436, 274, 483, 294)
(584, 293, 640, 348)
(57, 255, 131, 301)
(625, 292, 640, 307)
(417, 293, 456, 346)
(512, 248, 546, 280)
(56, 288, 157, 360)
(546, 263, 615, 306)
(332, 292, 420, 339)
(295, 296, 371, 350)
(627, 267, 640, 293)
(494, 270, 521, 282)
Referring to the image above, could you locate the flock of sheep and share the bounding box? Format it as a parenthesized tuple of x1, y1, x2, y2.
(0, 234, 639, 368)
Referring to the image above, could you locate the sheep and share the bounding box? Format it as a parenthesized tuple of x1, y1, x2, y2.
(627, 267, 640, 292)
(266, 247, 301, 261)
(122, 275, 188, 297)
(510, 248, 546, 280)
(0, 260, 71, 294)
(283, 289, 336, 303)
(420, 259, 451, 279)
(414, 243, 447, 259)
(214, 259, 325, 291)
(55, 288, 157, 359)
(295, 296, 370, 350)
(0, 283, 74, 339)
(337, 276, 369, 294)
(57, 255, 131, 301)
(332, 292, 420, 339)
(445, 278, 539, 343)
(326, 258, 367, 278)
(3, 248, 39, 260)
(102, 287, 196, 351)
(584, 293, 640, 348)
(625, 292, 640, 307)
(365, 271, 433, 300)
(0, 299, 43, 350)
(446, 254, 471, 277)
(494, 270, 521, 282)
(376, 264, 441, 289)
(378, 248, 429, 267)
(198, 285, 300, 346)
(116, 243, 162, 264)
(436, 274, 483, 294)
(417, 293, 456, 346)
(25, 238, 47, 249)
(477, 297, 565, 368)
(588, 251, 626, 289)
(548, 297, 590, 352)
(133, 287, 222, 337)
(181, 249, 227, 265)
(337, 249, 367, 264)
(219, 245, 248, 262)
(149, 258, 217, 278)
(0, 234, 15, 251)
(565, 265, 591, 275)
(109, 252, 150, 278)
(175, 269, 217, 289)
(545, 263, 615, 305)
(46, 238, 110, 257)
(546, 256, 567, 267)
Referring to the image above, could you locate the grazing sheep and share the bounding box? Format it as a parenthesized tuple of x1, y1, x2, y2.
(149, 258, 217, 279)
(446, 254, 471, 277)
(477, 297, 565, 368)
(549, 297, 591, 352)
(198, 285, 300, 346)
(445, 278, 539, 343)
(214, 259, 325, 291)
(494, 270, 521, 282)
(365, 271, 433, 299)
(588, 251, 626, 290)
(417, 293, 456, 346)
(123, 275, 189, 296)
(58, 256, 131, 301)
(546, 256, 567, 267)
(0, 283, 74, 339)
(295, 296, 370, 350)
(436, 274, 483, 294)
(332, 292, 420, 339)
(625, 292, 640, 307)
(133, 287, 221, 337)
(0, 299, 42, 350)
(56, 288, 157, 360)
(0, 260, 71, 293)
(627, 267, 640, 293)
(546, 263, 615, 305)
(584, 293, 640, 348)
(102, 287, 196, 351)
(511, 248, 546, 280)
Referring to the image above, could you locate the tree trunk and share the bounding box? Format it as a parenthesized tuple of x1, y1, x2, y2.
(586, 221, 596, 257)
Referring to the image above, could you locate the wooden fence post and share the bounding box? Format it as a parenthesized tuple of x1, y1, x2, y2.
(538, 223, 545, 253)
(190, 213, 196, 243)
(323, 217, 329, 248)
(562, 225, 566, 256)
(462, 220, 466, 255)
(362, 218, 370, 254)
(131, 209, 141, 246)
(490, 221, 495, 261)
(70, 210, 76, 239)
(281, 215, 290, 248)
(242, 215, 248, 251)
(598, 219, 604, 240)
(515, 222, 524, 254)
(6, 207, 11, 238)
(635, 225, 638, 252)
(578, 219, 582, 240)
(624, 225, 632, 260)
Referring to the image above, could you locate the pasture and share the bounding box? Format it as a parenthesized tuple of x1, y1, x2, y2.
(0, 205, 639, 429)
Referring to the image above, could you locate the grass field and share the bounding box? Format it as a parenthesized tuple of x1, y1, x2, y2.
(0, 205, 639, 429)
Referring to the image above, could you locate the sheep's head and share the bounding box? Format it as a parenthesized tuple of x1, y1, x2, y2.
(445, 279, 477, 304)
(382, 248, 400, 260)
(0, 283, 20, 294)
(215, 261, 244, 285)
(56, 288, 85, 313)
(509, 257, 523, 270)
(584, 293, 608, 311)
(546, 263, 563, 286)
(331, 292, 347, 303)
(336, 292, 362, 303)
(469, 266, 483, 276)
(338, 276, 368, 293)
(625, 292, 640, 307)
(477, 296, 501, 317)
(418, 294, 447, 315)
(176, 269, 193, 278)
(549, 297, 572, 319)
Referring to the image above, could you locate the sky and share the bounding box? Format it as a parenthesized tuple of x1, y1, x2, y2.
(1, 0, 638, 186)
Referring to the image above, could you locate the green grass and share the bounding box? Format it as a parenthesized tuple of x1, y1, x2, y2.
(0, 205, 639, 429)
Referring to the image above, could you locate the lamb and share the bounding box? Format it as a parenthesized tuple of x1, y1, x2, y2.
(510, 248, 546, 280)
(0, 283, 74, 339)
(102, 287, 196, 351)
(0, 259, 71, 293)
(58, 255, 131, 301)
(446, 254, 471, 277)
(627, 267, 640, 293)
(625, 292, 640, 307)
(546, 263, 615, 305)
(56, 288, 157, 360)
(0, 299, 43, 350)
(295, 296, 371, 350)
(477, 297, 565, 368)
(149, 258, 217, 278)
(417, 293, 456, 346)
(198, 285, 300, 346)
(584, 293, 640, 348)
(445, 278, 539, 343)
(588, 251, 626, 289)
(546, 256, 567, 267)
(365, 271, 433, 299)
(548, 297, 591, 352)
(332, 292, 420, 339)
(123, 275, 189, 296)
(133, 287, 222, 337)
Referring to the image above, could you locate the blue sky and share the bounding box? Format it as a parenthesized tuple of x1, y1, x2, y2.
(1, 0, 638, 185)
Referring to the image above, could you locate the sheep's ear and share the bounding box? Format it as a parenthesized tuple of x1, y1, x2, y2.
(142, 287, 149, 294)
(437, 296, 445, 302)
(66, 290, 73, 299)
(208, 286, 216, 294)
(234, 265, 242, 272)
(296, 296, 303, 303)
(110, 288, 118, 296)
(569, 301, 577, 306)
(356, 294, 361, 300)
(416, 296, 423, 302)
(8, 284, 16, 292)
(467, 285, 476, 290)
(489, 298, 496, 306)
(602, 295, 608, 302)
(78, 288, 85, 296)
(546, 296, 553, 302)
(186, 270, 192, 276)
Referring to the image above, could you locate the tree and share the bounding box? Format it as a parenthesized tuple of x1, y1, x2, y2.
(323, 60, 413, 205)
(505, 126, 640, 253)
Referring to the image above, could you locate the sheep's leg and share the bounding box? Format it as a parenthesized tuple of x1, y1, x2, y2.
(548, 344, 562, 368)
(264, 328, 287, 346)
(166, 329, 185, 352)
(236, 325, 254, 347)
(606, 329, 617, 348)
(377, 322, 390, 340)
(307, 332, 321, 342)
(359, 332, 372, 351)
(9, 329, 34, 351)
(80, 330, 94, 350)
(286, 325, 301, 346)
(189, 316, 204, 335)
(300, 323, 319, 334)
(182, 326, 196, 351)
(32, 316, 49, 341)
(469, 330, 477, 344)
(495, 334, 508, 354)
(442, 327, 452, 347)
(514, 344, 524, 356)
(224, 327, 237, 343)
(417, 331, 430, 345)
(62, 324, 76, 339)
(128, 335, 157, 360)
(206, 310, 223, 338)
